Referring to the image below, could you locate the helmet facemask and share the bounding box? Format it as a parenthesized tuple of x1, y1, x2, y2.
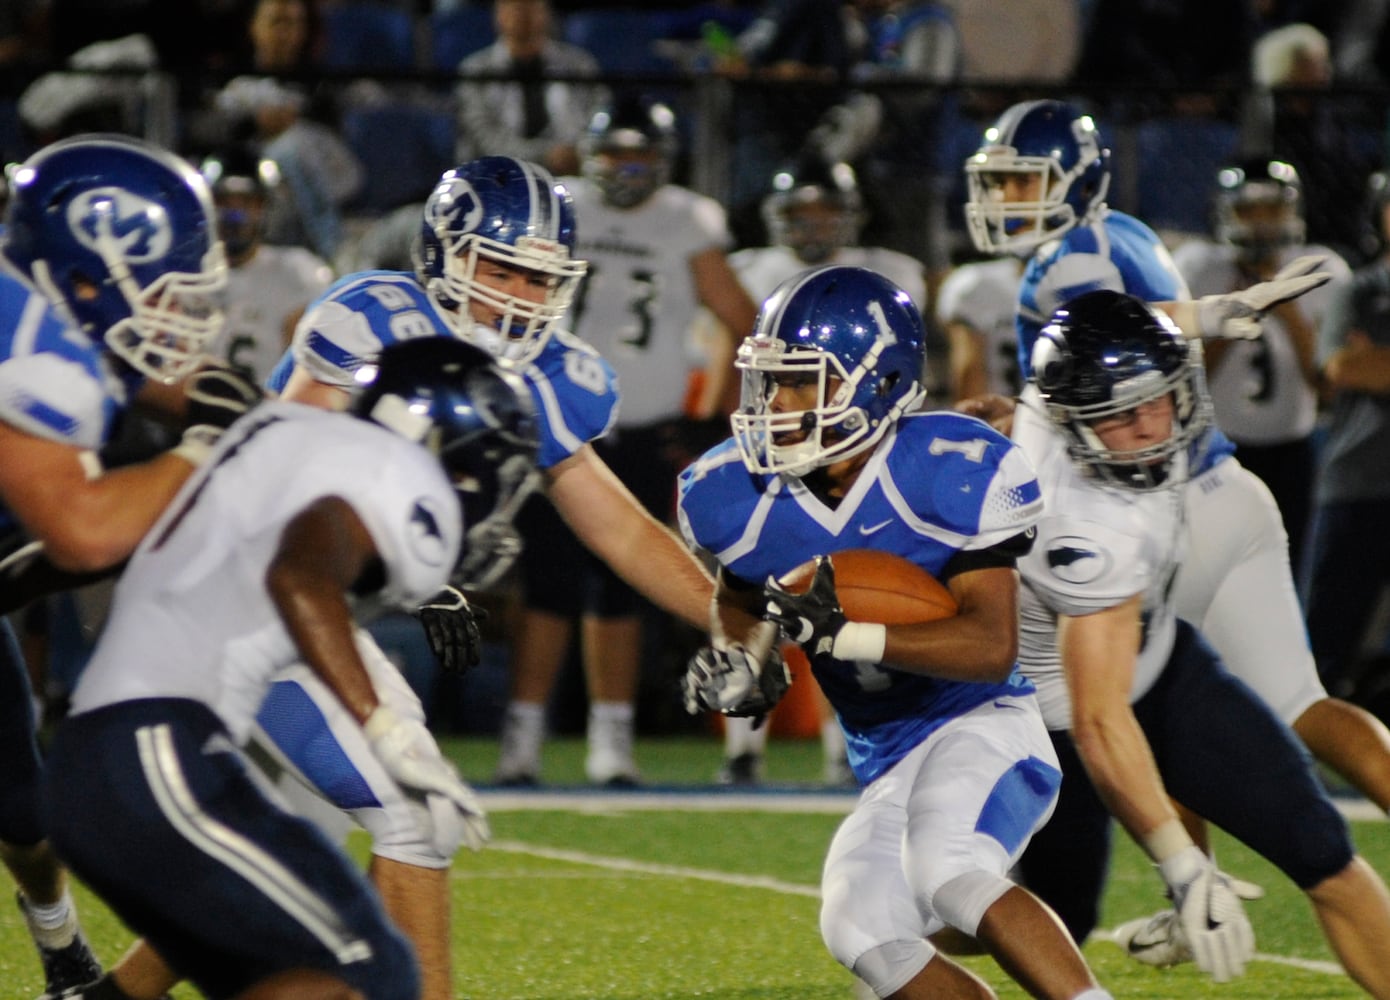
(451, 450, 539, 590)
(767, 194, 864, 265)
(732, 327, 918, 478)
(965, 151, 1107, 257)
(1049, 353, 1211, 491)
(430, 227, 586, 365)
(584, 145, 670, 209)
(1216, 174, 1305, 264)
(100, 240, 228, 383)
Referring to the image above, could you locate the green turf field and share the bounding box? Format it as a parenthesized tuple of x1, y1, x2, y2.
(4, 735, 1386, 999)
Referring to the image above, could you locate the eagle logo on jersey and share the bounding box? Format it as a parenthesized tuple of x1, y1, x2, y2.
(1045, 535, 1110, 585)
(66, 187, 172, 263)
(407, 497, 450, 569)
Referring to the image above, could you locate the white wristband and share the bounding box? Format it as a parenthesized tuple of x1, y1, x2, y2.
(831, 622, 887, 663)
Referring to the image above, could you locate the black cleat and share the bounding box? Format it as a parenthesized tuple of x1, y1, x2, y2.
(18, 893, 102, 1000)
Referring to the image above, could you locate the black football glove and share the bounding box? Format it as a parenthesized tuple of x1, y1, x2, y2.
(413, 585, 487, 674)
(184, 365, 265, 431)
(762, 556, 848, 659)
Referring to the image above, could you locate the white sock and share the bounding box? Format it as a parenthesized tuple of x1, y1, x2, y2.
(1071, 989, 1114, 1000)
(497, 700, 546, 776)
(589, 700, 633, 725)
(723, 715, 769, 757)
(821, 719, 846, 763)
(20, 890, 76, 947)
(507, 700, 546, 729)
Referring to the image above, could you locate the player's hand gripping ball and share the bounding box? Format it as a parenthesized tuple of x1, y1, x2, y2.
(776, 549, 958, 626)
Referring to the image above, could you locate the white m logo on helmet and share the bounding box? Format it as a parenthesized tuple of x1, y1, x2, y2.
(67, 187, 172, 262)
(427, 177, 484, 233)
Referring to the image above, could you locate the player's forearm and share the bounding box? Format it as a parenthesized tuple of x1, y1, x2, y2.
(878, 614, 1017, 682)
(20, 454, 195, 572)
(597, 515, 715, 628)
(267, 499, 384, 723)
(549, 450, 716, 628)
(1070, 708, 1180, 852)
(876, 566, 1018, 681)
(269, 572, 379, 724)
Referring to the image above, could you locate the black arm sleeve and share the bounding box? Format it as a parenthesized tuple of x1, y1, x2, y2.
(940, 528, 1035, 582)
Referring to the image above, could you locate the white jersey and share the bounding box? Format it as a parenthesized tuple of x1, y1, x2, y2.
(934, 257, 1023, 396)
(566, 178, 733, 427)
(1170, 239, 1350, 444)
(1011, 389, 1184, 730)
(729, 244, 928, 311)
(70, 402, 461, 741)
(218, 245, 334, 386)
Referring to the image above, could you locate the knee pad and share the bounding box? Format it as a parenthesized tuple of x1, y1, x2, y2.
(931, 871, 1015, 937)
(850, 939, 934, 999)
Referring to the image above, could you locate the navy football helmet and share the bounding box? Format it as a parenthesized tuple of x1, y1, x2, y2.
(1213, 158, 1305, 259)
(761, 155, 866, 264)
(731, 265, 927, 477)
(200, 145, 280, 261)
(1033, 290, 1211, 491)
(3, 134, 227, 383)
(350, 337, 540, 589)
(416, 156, 587, 362)
(579, 95, 679, 209)
(965, 99, 1111, 256)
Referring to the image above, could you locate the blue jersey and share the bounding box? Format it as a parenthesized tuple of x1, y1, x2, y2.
(1016, 209, 1235, 472)
(0, 261, 133, 538)
(267, 271, 619, 471)
(678, 411, 1043, 785)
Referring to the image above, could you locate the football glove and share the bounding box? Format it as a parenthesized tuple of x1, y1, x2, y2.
(1159, 846, 1255, 982)
(762, 556, 848, 659)
(364, 705, 490, 850)
(413, 585, 487, 674)
(1188, 254, 1332, 341)
(184, 365, 265, 431)
(682, 642, 791, 721)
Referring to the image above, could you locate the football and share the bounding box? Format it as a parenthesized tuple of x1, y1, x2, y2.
(777, 548, 958, 625)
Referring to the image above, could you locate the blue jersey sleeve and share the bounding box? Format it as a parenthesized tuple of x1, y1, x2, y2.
(523, 330, 619, 470)
(887, 413, 1043, 550)
(279, 271, 450, 392)
(1017, 211, 1188, 377)
(0, 275, 121, 450)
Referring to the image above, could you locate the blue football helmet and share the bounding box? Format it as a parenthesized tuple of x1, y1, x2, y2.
(349, 337, 540, 589)
(579, 95, 679, 209)
(731, 265, 927, 477)
(3, 134, 227, 383)
(964, 99, 1111, 256)
(1032, 290, 1211, 491)
(416, 156, 587, 362)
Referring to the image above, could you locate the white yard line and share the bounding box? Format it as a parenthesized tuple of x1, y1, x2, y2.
(486, 840, 821, 898)
(480, 790, 1373, 981)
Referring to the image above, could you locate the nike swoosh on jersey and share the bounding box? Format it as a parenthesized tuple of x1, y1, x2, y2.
(859, 519, 893, 536)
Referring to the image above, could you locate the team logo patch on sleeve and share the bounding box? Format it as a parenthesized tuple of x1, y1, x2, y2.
(1046, 536, 1109, 585)
(407, 497, 450, 568)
